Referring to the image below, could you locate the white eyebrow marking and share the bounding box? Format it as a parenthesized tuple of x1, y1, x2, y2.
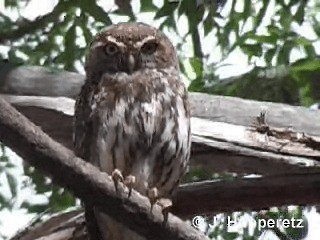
(90, 36, 127, 50)
(105, 36, 126, 48)
(134, 35, 156, 48)
(90, 41, 105, 49)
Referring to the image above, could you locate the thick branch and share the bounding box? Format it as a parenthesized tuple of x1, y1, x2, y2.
(1, 65, 320, 136)
(174, 173, 320, 216)
(11, 173, 320, 239)
(0, 96, 207, 240)
(2, 94, 320, 175)
(2, 92, 320, 239)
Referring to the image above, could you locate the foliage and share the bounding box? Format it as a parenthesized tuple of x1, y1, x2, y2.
(0, 143, 17, 211)
(0, 0, 319, 239)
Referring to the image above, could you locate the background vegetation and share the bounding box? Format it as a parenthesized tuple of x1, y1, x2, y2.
(0, 0, 318, 239)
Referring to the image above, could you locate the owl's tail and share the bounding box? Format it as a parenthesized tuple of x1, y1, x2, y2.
(85, 205, 145, 240)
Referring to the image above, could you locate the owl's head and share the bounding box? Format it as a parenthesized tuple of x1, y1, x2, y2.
(85, 22, 179, 80)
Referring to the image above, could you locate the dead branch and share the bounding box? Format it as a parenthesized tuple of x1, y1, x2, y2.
(0, 96, 208, 240)
(1, 65, 320, 136)
(2, 93, 320, 175)
(11, 172, 320, 240)
(174, 173, 320, 216)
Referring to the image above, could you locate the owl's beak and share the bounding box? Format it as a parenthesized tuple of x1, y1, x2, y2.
(127, 54, 135, 73)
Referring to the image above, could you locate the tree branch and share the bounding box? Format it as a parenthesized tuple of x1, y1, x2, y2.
(174, 173, 320, 216)
(6, 93, 320, 172)
(11, 172, 320, 239)
(0, 1, 73, 43)
(0, 96, 208, 240)
(1, 65, 320, 136)
(2, 92, 320, 239)
(2, 93, 320, 175)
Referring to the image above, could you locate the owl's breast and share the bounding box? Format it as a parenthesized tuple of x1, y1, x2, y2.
(89, 69, 190, 195)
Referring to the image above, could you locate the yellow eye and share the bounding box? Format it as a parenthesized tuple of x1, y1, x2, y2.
(141, 41, 158, 54)
(104, 43, 119, 55)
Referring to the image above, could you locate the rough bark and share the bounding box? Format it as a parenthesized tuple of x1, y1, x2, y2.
(2, 65, 320, 239)
(1, 93, 320, 175)
(11, 172, 320, 240)
(1, 65, 320, 136)
(0, 96, 208, 240)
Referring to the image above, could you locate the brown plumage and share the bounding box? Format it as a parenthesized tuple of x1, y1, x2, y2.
(74, 22, 190, 240)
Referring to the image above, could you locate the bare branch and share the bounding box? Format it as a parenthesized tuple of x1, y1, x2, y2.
(0, 96, 208, 240)
(1, 65, 320, 136)
(11, 172, 320, 239)
(174, 173, 320, 216)
(2, 94, 320, 175)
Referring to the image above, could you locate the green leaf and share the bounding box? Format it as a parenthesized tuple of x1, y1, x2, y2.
(113, 0, 135, 20)
(24, 167, 50, 194)
(7, 48, 24, 65)
(241, 44, 263, 57)
(254, 0, 269, 28)
(267, 25, 281, 37)
(49, 188, 76, 211)
(140, 0, 158, 12)
(290, 59, 320, 72)
(288, 0, 301, 7)
(265, 48, 277, 65)
(294, 0, 307, 24)
(277, 41, 294, 65)
(247, 34, 278, 45)
(4, 0, 18, 8)
(188, 77, 205, 92)
(276, 0, 287, 7)
(21, 202, 49, 214)
(6, 172, 17, 199)
(159, 15, 176, 31)
(0, 153, 9, 163)
(83, 2, 112, 25)
(79, 12, 93, 45)
(64, 24, 76, 71)
(190, 57, 203, 78)
(154, 2, 176, 19)
(224, 232, 239, 240)
(5, 162, 15, 168)
(304, 44, 316, 58)
(294, 36, 312, 46)
(0, 194, 9, 210)
(279, 8, 292, 31)
(180, 0, 203, 32)
(242, 0, 251, 19)
(203, 14, 214, 36)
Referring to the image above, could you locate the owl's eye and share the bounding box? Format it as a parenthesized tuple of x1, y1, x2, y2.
(104, 43, 119, 55)
(141, 41, 158, 54)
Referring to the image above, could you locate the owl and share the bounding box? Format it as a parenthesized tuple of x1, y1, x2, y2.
(74, 22, 191, 240)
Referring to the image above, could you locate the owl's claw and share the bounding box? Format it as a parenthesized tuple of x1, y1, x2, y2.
(112, 170, 135, 196)
(147, 187, 172, 223)
(112, 169, 124, 192)
(147, 187, 158, 213)
(124, 175, 136, 197)
(157, 198, 172, 224)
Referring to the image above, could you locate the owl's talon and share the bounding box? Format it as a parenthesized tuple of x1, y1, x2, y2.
(157, 198, 172, 224)
(124, 175, 136, 197)
(112, 169, 124, 192)
(147, 187, 158, 213)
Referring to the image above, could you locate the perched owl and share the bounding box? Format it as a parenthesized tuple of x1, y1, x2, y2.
(74, 22, 191, 240)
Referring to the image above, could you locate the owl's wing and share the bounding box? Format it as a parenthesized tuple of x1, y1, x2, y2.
(73, 82, 94, 162)
(74, 82, 104, 239)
